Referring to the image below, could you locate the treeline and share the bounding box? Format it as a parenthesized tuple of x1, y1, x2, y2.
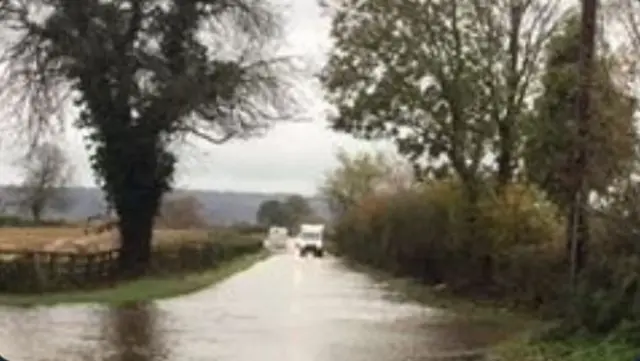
(256, 194, 326, 234)
(0, 215, 68, 227)
(321, 2, 640, 340)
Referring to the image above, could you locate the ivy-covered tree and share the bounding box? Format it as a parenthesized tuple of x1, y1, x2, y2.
(0, 1, 302, 276)
(322, 0, 560, 195)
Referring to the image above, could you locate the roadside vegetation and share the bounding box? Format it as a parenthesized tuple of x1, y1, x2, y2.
(256, 194, 326, 234)
(0, 223, 266, 305)
(0, 248, 267, 307)
(320, 0, 640, 360)
(0, 190, 266, 304)
(0, 0, 306, 278)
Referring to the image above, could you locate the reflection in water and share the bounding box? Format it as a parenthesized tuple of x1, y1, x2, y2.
(0, 305, 104, 361)
(0, 254, 517, 361)
(102, 302, 166, 361)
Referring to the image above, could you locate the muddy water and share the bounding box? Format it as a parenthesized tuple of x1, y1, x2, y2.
(0, 254, 513, 361)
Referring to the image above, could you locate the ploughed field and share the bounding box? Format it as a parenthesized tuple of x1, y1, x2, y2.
(0, 227, 208, 253)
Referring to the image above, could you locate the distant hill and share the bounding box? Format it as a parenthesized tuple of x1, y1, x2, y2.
(0, 186, 330, 225)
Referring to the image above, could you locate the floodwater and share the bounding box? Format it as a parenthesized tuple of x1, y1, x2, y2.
(0, 254, 516, 361)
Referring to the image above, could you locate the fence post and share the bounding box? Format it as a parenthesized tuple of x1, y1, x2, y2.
(86, 253, 96, 284)
(68, 254, 78, 287)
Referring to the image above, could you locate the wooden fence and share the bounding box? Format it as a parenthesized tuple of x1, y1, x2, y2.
(0, 240, 262, 293)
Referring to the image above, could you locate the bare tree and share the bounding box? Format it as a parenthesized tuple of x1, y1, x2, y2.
(606, 0, 640, 52)
(604, 0, 640, 89)
(319, 149, 412, 218)
(157, 195, 208, 229)
(14, 142, 74, 222)
(475, 0, 563, 187)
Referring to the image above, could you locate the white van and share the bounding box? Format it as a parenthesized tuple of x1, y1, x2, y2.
(295, 224, 325, 258)
(263, 226, 288, 251)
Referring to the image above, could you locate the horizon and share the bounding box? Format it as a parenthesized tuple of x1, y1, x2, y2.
(0, 183, 325, 198)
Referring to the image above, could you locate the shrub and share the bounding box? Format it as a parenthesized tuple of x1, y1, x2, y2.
(333, 176, 640, 336)
(333, 179, 565, 309)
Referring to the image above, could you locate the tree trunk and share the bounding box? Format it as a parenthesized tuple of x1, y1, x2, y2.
(31, 204, 43, 223)
(497, 124, 513, 188)
(497, 3, 522, 189)
(117, 197, 155, 278)
(568, 0, 597, 283)
(109, 135, 167, 279)
(566, 193, 588, 274)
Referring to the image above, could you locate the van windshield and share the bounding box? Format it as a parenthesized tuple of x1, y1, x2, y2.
(300, 232, 320, 240)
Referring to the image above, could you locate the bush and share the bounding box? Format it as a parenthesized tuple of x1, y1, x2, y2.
(0, 228, 264, 293)
(547, 185, 640, 337)
(333, 178, 640, 336)
(333, 180, 566, 310)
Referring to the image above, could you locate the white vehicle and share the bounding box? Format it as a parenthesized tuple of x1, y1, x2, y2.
(263, 226, 289, 251)
(295, 224, 325, 258)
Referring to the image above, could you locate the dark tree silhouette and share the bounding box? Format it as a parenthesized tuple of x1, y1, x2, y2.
(0, 1, 306, 277)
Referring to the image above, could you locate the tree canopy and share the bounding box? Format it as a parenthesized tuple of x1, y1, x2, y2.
(319, 148, 412, 218)
(256, 195, 316, 233)
(323, 0, 560, 190)
(523, 15, 638, 207)
(256, 199, 289, 227)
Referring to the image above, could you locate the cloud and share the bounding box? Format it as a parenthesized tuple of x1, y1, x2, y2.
(174, 120, 393, 194)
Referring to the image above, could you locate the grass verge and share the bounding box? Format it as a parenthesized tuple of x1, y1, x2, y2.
(340, 258, 639, 361)
(339, 258, 534, 324)
(0, 250, 269, 307)
(492, 337, 638, 361)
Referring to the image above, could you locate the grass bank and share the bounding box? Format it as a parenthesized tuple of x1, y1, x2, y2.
(329, 179, 640, 361)
(377, 274, 640, 361)
(342, 259, 638, 361)
(341, 258, 537, 325)
(492, 336, 638, 361)
(0, 250, 268, 307)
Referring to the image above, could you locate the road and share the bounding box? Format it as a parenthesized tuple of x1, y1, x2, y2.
(0, 254, 511, 361)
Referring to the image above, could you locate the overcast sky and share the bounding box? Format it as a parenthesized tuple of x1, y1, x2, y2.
(0, 0, 389, 196)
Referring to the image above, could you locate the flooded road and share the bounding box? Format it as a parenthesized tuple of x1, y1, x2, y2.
(0, 254, 513, 361)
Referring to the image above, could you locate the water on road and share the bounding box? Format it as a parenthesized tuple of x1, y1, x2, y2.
(0, 254, 512, 361)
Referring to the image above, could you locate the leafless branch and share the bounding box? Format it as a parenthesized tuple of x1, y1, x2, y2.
(0, 1, 71, 148)
(0, 0, 309, 151)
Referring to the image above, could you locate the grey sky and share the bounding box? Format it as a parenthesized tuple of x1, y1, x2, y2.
(0, 0, 388, 196)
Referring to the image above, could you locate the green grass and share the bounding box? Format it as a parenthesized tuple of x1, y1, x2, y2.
(491, 337, 638, 361)
(385, 272, 640, 361)
(0, 251, 269, 307)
